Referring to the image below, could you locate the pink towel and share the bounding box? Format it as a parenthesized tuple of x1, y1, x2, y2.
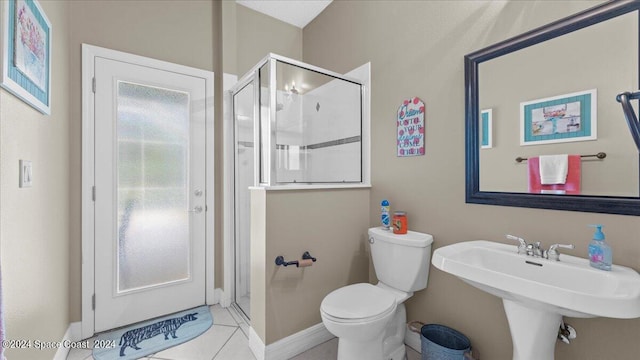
(528, 155, 581, 194)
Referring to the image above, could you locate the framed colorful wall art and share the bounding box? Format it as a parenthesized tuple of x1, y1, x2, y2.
(1, 0, 52, 114)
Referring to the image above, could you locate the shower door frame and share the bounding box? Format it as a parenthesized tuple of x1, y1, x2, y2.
(253, 53, 368, 186)
(222, 54, 371, 319)
(228, 72, 260, 320)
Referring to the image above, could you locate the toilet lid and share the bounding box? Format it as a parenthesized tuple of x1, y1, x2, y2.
(321, 283, 396, 320)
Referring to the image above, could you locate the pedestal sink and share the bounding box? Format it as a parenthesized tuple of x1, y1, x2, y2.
(432, 240, 640, 360)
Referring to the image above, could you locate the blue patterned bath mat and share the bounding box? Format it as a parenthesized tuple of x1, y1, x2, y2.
(93, 305, 212, 360)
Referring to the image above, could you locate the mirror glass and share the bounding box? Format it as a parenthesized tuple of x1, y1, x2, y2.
(479, 11, 638, 197)
(466, 1, 640, 215)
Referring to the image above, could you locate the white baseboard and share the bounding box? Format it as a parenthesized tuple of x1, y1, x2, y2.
(405, 324, 422, 353)
(249, 327, 266, 360)
(267, 323, 334, 360)
(218, 288, 232, 308)
(249, 323, 335, 360)
(53, 322, 82, 360)
(211, 288, 223, 305)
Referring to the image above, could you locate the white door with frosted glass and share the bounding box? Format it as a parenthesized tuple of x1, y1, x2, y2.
(94, 57, 206, 332)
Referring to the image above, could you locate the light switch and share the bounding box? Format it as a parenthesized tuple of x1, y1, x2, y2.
(19, 160, 32, 188)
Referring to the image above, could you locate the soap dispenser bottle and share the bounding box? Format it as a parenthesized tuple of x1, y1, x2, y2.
(588, 224, 612, 271)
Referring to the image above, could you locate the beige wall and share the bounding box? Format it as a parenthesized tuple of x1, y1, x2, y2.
(67, 0, 222, 321)
(0, 1, 71, 359)
(250, 188, 267, 341)
(223, 1, 303, 77)
(251, 188, 370, 344)
(304, 1, 640, 359)
(233, 4, 303, 76)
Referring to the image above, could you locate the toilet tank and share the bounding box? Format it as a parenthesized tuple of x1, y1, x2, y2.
(368, 227, 434, 293)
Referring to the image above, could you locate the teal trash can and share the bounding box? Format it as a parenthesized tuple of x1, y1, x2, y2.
(420, 323, 472, 360)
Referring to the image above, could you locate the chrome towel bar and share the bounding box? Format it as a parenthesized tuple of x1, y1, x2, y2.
(515, 152, 606, 163)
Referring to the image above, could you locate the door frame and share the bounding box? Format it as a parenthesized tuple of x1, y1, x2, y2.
(81, 44, 215, 339)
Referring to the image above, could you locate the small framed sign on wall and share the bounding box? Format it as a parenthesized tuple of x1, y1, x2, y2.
(397, 97, 425, 157)
(1, 0, 52, 115)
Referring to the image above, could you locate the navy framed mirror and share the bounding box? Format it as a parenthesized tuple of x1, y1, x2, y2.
(465, 0, 640, 216)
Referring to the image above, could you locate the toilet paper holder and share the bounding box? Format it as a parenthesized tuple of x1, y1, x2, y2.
(275, 251, 317, 268)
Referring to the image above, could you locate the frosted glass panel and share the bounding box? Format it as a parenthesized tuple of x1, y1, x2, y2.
(116, 81, 191, 293)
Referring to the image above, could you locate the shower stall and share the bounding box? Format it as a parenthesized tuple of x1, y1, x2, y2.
(229, 54, 366, 319)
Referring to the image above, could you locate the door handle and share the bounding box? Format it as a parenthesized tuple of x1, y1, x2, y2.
(189, 206, 203, 214)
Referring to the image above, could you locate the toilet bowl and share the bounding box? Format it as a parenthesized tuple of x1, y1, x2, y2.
(320, 227, 434, 360)
(321, 284, 396, 354)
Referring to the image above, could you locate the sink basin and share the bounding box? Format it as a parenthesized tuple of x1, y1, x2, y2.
(432, 240, 640, 318)
(432, 240, 640, 360)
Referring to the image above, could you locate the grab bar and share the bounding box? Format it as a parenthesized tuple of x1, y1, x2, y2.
(615, 91, 640, 152)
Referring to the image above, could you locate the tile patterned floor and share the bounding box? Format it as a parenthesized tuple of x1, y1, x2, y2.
(66, 304, 421, 360)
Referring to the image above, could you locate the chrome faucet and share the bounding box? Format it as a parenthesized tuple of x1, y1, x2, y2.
(507, 235, 574, 261)
(543, 243, 575, 261)
(506, 234, 542, 257)
(526, 241, 543, 257)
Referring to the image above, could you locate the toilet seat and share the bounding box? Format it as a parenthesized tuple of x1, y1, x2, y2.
(321, 283, 397, 323)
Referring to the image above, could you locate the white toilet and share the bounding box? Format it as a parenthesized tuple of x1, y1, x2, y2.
(320, 227, 434, 360)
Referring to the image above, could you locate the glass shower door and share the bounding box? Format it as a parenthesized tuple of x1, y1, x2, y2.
(233, 81, 255, 319)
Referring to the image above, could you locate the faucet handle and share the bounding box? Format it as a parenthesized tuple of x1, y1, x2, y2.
(546, 243, 575, 261)
(549, 243, 574, 251)
(506, 234, 527, 254)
